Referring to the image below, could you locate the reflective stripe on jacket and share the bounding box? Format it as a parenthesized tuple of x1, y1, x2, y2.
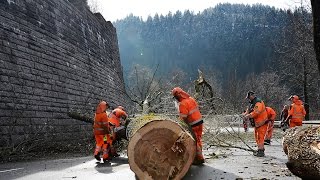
(93, 112, 109, 135)
(288, 101, 306, 121)
(266, 107, 277, 121)
(179, 97, 203, 127)
(249, 99, 268, 126)
(108, 108, 128, 127)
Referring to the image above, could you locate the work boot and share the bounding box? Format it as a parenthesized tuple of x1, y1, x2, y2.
(111, 147, 120, 158)
(253, 149, 265, 157)
(103, 157, 111, 164)
(112, 152, 120, 158)
(264, 139, 271, 145)
(192, 159, 205, 165)
(94, 153, 101, 161)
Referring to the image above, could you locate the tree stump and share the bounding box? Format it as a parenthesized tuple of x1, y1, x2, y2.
(282, 126, 320, 179)
(127, 115, 196, 180)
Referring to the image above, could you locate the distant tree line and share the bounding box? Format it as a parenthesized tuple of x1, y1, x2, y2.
(115, 3, 320, 118)
(115, 4, 291, 78)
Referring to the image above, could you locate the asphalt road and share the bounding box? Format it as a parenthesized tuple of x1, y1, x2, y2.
(0, 140, 299, 180)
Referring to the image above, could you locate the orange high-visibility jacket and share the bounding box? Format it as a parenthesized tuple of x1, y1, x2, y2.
(94, 101, 109, 135)
(266, 107, 276, 121)
(288, 100, 306, 122)
(179, 97, 203, 127)
(249, 100, 268, 125)
(94, 112, 109, 135)
(108, 108, 128, 127)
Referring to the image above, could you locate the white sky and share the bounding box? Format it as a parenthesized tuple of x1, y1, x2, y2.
(88, 0, 308, 22)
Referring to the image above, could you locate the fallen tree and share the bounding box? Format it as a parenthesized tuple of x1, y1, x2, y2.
(68, 112, 197, 179)
(67, 111, 129, 143)
(67, 111, 93, 124)
(126, 115, 196, 180)
(282, 126, 320, 179)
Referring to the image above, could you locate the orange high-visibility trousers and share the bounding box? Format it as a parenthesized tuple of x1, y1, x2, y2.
(265, 121, 274, 140)
(254, 123, 268, 149)
(192, 124, 204, 161)
(108, 125, 118, 156)
(289, 120, 302, 128)
(94, 134, 111, 160)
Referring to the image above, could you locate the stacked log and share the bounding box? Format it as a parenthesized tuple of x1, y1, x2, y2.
(282, 126, 320, 179)
(127, 115, 196, 180)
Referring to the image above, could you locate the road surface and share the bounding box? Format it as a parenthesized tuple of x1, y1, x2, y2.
(0, 140, 298, 180)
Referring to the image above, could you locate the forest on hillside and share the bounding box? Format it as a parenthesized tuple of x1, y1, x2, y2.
(114, 3, 320, 118)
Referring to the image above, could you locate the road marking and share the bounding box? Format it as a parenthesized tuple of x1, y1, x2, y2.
(0, 168, 24, 173)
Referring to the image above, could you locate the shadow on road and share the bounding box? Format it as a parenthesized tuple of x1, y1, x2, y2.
(184, 164, 239, 179)
(110, 157, 128, 166)
(265, 155, 288, 164)
(94, 162, 113, 174)
(93, 157, 129, 174)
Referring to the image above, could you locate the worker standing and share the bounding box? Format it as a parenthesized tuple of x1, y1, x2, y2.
(242, 110, 248, 132)
(286, 95, 306, 127)
(264, 107, 276, 145)
(93, 101, 111, 162)
(244, 91, 268, 157)
(280, 105, 290, 131)
(172, 87, 204, 165)
(108, 106, 128, 157)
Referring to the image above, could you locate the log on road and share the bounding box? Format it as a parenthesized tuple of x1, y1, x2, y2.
(67, 111, 94, 124)
(126, 115, 196, 180)
(282, 126, 320, 179)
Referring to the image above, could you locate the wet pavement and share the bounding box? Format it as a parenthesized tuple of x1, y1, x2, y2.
(0, 140, 299, 180)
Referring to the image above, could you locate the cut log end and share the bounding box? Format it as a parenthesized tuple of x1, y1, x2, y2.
(282, 126, 320, 179)
(128, 120, 196, 180)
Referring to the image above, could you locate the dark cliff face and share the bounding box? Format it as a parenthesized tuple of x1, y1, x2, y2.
(0, 0, 126, 147)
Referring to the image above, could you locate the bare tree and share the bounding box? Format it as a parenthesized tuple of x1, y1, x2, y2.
(311, 0, 320, 74)
(125, 64, 162, 113)
(276, 7, 320, 119)
(223, 68, 247, 113)
(223, 71, 290, 115)
(255, 72, 290, 110)
(193, 69, 225, 114)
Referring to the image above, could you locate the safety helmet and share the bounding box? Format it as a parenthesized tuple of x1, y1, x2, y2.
(246, 91, 255, 99)
(172, 87, 190, 99)
(288, 95, 299, 101)
(172, 87, 183, 96)
(96, 101, 109, 113)
(117, 106, 125, 111)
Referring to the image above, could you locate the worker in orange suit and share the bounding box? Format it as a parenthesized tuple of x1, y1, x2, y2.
(286, 95, 306, 127)
(280, 105, 290, 131)
(172, 87, 204, 165)
(93, 101, 111, 163)
(244, 91, 268, 157)
(108, 106, 128, 157)
(264, 107, 276, 145)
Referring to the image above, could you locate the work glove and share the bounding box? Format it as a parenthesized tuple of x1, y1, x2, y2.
(265, 119, 271, 124)
(249, 118, 255, 127)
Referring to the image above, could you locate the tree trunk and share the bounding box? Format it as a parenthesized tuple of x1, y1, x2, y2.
(67, 111, 94, 124)
(282, 126, 320, 179)
(303, 56, 310, 120)
(67, 112, 197, 179)
(311, 0, 320, 74)
(126, 115, 196, 180)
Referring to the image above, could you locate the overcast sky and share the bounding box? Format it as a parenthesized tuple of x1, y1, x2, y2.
(88, 0, 308, 22)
